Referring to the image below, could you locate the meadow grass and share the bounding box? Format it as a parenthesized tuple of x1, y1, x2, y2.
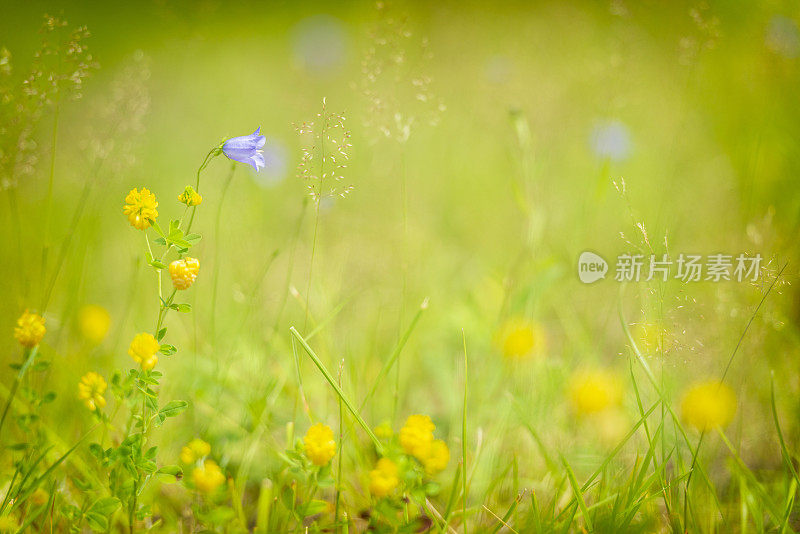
(1, 2, 800, 533)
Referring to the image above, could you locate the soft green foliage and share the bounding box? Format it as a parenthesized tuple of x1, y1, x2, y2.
(1, 2, 800, 533)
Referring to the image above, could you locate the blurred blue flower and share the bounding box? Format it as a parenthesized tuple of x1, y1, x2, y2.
(252, 139, 289, 188)
(222, 127, 266, 172)
(590, 121, 631, 162)
(766, 15, 800, 58)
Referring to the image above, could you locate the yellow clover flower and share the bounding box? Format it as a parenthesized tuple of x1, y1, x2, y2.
(569, 369, 623, 416)
(681, 381, 737, 431)
(303, 423, 336, 466)
(169, 257, 200, 290)
(423, 439, 450, 475)
(181, 438, 211, 464)
(78, 372, 107, 411)
(192, 459, 226, 493)
(399, 414, 435, 461)
(123, 187, 158, 230)
(369, 458, 399, 498)
(14, 310, 46, 348)
(128, 333, 159, 371)
(178, 185, 203, 206)
(497, 317, 546, 360)
(78, 304, 111, 344)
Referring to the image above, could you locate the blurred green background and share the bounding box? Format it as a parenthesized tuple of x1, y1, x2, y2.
(2, 0, 800, 528)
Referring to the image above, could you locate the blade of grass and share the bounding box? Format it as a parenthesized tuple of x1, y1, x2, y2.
(562, 456, 594, 532)
(358, 298, 428, 411)
(289, 327, 382, 453)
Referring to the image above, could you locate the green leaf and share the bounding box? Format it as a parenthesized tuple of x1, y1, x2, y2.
(298, 499, 329, 518)
(157, 328, 167, 341)
(176, 303, 192, 313)
(159, 344, 177, 356)
(156, 465, 183, 482)
(159, 400, 188, 418)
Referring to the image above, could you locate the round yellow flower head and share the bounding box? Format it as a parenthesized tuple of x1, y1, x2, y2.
(399, 414, 435, 461)
(181, 438, 211, 464)
(569, 369, 623, 416)
(192, 459, 226, 494)
(423, 439, 450, 475)
(178, 185, 203, 207)
(369, 458, 399, 498)
(123, 187, 159, 230)
(78, 305, 111, 344)
(30, 488, 49, 507)
(78, 372, 107, 411)
(14, 310, 46, 348)
(303, 423, 336, 466)
(497, 318, 546, 360)
(128, 333, 159, 371)
(681, 381, 737, 431)
(169, 257, 200, 290)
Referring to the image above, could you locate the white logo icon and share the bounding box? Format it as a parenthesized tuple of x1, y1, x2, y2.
(578, 251, 608, 284)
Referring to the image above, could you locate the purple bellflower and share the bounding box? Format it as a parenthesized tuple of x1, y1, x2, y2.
(222, 127, 267, 172)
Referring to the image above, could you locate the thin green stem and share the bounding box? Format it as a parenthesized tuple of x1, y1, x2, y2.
(0, 347, 36, 439)
(40, 101, 60, 303)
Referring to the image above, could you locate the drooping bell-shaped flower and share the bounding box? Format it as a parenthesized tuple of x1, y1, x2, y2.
(222, 127, 266, 172)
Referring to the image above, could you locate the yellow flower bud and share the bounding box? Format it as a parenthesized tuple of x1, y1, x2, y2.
(369, 458, 399, 498)
(178, 185, 203, 207)
(192, 460, 226, 493)
(169, 257, 200, 290)
(180, 438, 211, 464)
(123, 187, 158, 230)
(399, 414, 435, 461)
(78, 372, 107, 411)
(681, 381, 737, 431)
(303, 423, 336, 466)
(128, 333, 159, 371)
(78, 304, 111, 344)
(14, 310, 46, 348)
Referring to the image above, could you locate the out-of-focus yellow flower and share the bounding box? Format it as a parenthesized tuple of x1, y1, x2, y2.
(14, 310, 45, 348)
(192, 460, 225, 493)
(303, 423, 336, 466)
(369, 458, 399, 498)
(180, 438, 211, 464)
(592, 410, 630, 445)
(400, 414, 435, 461)
(78, 305, 111, 344)
(497, 318, 546, 360)
(374, 421, 393, 440)
(681, 381, 737, 431)
(169, 257, 200, 290)
(422, 439, 450, 475)
(178, 185, 203, 206)
(78, 372, 107, 411)
(128, 333, 159, 371)
(123, 187, 158, 230)
(30, 488, 49, 507)
(569, 369, 623, 415)
(0, 513, 19, 532)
